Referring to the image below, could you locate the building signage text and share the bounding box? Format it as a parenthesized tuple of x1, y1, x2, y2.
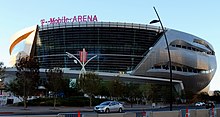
(40, 15, 98, 26)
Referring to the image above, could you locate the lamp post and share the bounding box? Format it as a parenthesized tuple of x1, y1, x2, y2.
(150, 6, 173, 111)
(66, 49, 97, 78)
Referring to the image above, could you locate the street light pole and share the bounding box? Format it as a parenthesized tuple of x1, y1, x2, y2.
(66, 50, 97, 78)
(150, 6, 173, 111)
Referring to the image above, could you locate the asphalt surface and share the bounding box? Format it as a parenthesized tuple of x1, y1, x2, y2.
(0, 104, 157, 116)
(0, 104, 217, 116)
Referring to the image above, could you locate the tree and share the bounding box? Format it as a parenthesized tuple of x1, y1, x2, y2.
(139, 83, 152, 104)
(107, 76, 124, 100)
(6, 56, 40, 108)
(78, 72, 102, 107)
(0, 62, 5, 79)
(160, 84, 177, 104)
(211, 90, 220, 102)
(213, 90, 220, 96)
(197, 92, 209, 102)
(124, 82, 142, 107)
(99, 81, 110, 97)
(0, 62, 5, 90)
(147, 84, 161, 103)
(45, 67, 64, 109)
(184, 90, 196, 104)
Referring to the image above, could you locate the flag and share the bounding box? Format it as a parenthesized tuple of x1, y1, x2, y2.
(80, 48, 87, 63)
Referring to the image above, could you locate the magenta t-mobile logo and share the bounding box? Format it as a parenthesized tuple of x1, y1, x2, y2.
(40, 15, 98, 26)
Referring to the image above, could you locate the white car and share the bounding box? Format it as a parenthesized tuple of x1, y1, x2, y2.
(94, 101, 124, 113)
(195, 102, 205, 106)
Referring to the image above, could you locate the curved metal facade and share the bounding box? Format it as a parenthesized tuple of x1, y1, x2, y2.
(132, 29, 216, 93)
(10, 22, 217, 93)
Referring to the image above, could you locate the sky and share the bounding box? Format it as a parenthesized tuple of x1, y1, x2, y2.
(0, 0, 219, 91)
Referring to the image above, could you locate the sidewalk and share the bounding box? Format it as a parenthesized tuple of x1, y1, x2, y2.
(0, 106, 93, 115)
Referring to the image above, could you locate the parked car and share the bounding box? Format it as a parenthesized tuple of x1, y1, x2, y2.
(195, 102, 205, 106)
(94, 101, 124, 113)
(205, 102, 215, 109)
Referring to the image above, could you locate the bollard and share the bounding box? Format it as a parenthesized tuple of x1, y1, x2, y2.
(211, 105, 214, 117)
(78, 111, 80, 117)
(185, 107, 189, 117)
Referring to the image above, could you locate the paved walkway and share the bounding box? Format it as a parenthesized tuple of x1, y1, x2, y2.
(0, 106, 92, 115)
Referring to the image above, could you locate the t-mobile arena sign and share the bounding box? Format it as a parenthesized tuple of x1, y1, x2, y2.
(40, 15, 98, 26)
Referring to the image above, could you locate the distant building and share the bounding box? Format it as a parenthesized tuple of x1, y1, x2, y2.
(8, 22, 217, 93)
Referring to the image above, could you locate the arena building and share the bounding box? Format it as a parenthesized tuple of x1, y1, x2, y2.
(8, 18, 217, 93)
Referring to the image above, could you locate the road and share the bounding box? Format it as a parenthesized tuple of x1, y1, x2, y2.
(0, 104, 218, 116)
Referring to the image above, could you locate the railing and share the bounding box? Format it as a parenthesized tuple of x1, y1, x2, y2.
(39, 21, 163, 33)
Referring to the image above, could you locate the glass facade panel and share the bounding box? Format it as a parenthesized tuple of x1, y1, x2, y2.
(36, 22, 161, 73)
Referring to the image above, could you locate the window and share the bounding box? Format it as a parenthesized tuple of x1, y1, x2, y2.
(182, 46, 186, 49)
(187, 47, 192, 50)
(172, 66, 176, 70)
(188, 68, 193, 72)
(154, 66, 161, 69)
(193, 69, 198, 73)
(176, 66, 182, 71)
(176, 45, 181, 48)
(162, 65, 168, 70)
(183, 67, 187, 72)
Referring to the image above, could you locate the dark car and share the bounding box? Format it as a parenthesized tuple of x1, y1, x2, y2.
(205, 102, 215, 109)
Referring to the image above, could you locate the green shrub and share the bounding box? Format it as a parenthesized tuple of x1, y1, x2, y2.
(61, 96, 90, 106)
(16, 96, 111, 107)
(92, 98, 109, 106)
